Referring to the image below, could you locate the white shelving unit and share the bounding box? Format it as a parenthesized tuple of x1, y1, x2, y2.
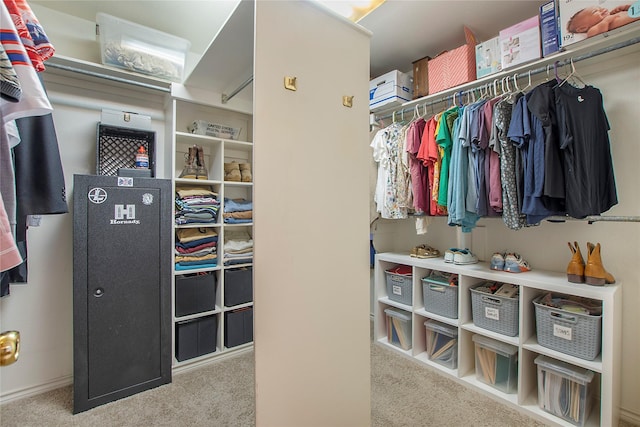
(374, 252, 621, 427)
(168, 97, 254, 367)
(167, 0, 255, 369)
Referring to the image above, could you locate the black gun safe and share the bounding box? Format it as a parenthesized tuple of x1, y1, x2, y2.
(73, 175, 171, 413)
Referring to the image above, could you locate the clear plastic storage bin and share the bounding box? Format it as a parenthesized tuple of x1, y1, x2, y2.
(97, 13, 190, 82)
(472, 334, 518, 393)
(384, 308, 412, 350)
(535, 355, 595, 426)
(424, 319, 458, 369)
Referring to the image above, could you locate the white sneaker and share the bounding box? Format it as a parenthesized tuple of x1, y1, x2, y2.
(444, 248, 463, 263)
(453, 249, 478, 265)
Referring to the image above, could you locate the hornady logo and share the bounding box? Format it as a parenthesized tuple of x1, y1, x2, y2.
(111, 204, 140, 224)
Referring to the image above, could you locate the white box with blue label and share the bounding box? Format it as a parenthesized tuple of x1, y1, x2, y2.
(475, 36, 502, 78)
(369, 70, 413, 112)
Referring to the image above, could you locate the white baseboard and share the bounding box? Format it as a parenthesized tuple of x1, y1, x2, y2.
(0, 375, 72, 405)
(621, 408, 640, 425)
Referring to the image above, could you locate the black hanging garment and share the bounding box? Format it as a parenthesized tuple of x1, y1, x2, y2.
(554, 84, 617, 219)
(0, 111, 68, 296)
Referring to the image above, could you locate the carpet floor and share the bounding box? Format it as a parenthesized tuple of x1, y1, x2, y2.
(0, 338, 635, 426)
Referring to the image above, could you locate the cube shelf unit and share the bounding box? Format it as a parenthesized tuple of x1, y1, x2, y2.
(169, 97, 254, 368)
(374, 252, 621, 427)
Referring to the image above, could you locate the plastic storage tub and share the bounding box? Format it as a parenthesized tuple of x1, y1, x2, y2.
(470, 283, 519, 336)
(424, 319, 458, 369)
(533, 294, 602, 361)
(472, 334, 518, 393)
(384, 308, 412, 350)
(535, 355, 595, 426)
(385, 265, 412, 305)
(97, 13, 190, 82)
(422, 271, 458, 318)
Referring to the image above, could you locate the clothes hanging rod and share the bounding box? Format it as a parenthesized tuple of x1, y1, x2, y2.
(222, 75, 254, 104)
(546, 215, 640, 224)
(375, 35, 640, 122)
(45, 61, 172, 93)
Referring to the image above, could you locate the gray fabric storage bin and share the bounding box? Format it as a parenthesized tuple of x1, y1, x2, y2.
(224, 267, 252, 306)
(175, 315, 217, 361)
(175, 272, 217, 317)
(224, 307, 253, 348)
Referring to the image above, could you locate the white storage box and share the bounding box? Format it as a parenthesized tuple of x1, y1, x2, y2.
(475, 36, 502, 78)
(558, 0, 639, 47)
(535, 355, 595, 426)
(97, 13, 190, 82)
(499, 15, 541, 69)
(369, 70, 413, 112)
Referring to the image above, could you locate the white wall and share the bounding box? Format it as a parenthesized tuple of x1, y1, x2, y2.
(253, 2, 371, 426)
(2, 2, 639, 425)
(369, 47, 640, 423)
(0, 72, 167, 400)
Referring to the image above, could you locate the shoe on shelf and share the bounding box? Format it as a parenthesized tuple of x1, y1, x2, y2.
(490, 252, 505, 271)
(224, 161, 241, 182)
(444, 248, 463, 263)
(503, 253, 531, 273)
(195, 145, 209, 179)
(239, 162, 252, 182)
(566, 241, 585, 283)
(453, 249, 478, 265)
(584, 242, 615, 285)
(410, 244, 440, 259)
(179, 146, 198, 179)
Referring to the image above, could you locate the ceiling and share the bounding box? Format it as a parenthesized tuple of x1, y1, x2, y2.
(30, 0, 548, 78)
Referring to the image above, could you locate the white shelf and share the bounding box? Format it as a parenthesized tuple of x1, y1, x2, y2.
(374, 252, 621, 427)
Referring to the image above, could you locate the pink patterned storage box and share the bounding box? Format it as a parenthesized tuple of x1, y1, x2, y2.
(428, 27, 477, 94)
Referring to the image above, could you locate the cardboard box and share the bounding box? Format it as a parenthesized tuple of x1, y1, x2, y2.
(369, 70, 413, 111)
(558, 0, 640, 47)
(499, 16, 542, 69)
(540, 1, 560, 57)
(428, 26, 477, 94)
(475, 36, 502, 78)
(412, 56, 430, 99)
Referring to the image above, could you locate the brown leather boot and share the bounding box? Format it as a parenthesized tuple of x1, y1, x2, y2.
(195, 145, 209, 179)
(585, 242, 615, 286)
(566, 241, 585, 283)
(179, 146, 197, 179)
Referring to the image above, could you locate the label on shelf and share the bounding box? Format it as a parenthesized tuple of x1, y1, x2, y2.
(553, 323, 573, 341)
(485, 307, 500, 321)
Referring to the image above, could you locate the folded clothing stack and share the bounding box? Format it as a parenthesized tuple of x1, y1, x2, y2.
(175, 227, 218, 271)
(224, 229, 253, 266)
(223, 198, 252, 224)
(175, 185, 220, 225)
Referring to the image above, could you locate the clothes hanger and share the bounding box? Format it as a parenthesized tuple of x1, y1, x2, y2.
(558, 57, 586, 88)
(522, 70, 532, 92)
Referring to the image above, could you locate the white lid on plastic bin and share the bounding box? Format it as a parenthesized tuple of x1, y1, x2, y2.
(384, 308, 411, 321)
(534, 355, 595, 384)
(472, 334, 518, 356)
(424, 319, 457, 337)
